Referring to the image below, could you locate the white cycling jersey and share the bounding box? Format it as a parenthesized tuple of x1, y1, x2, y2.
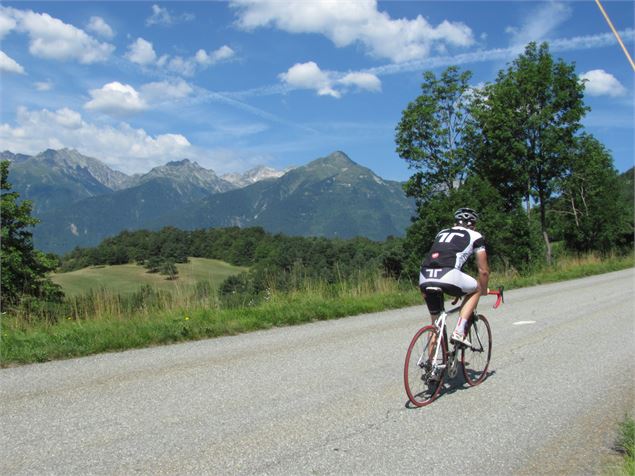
(421, 226, 486, 271)
(419, 226, 487, 296)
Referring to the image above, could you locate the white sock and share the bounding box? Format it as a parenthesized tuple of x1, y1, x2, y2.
(455, 317, 468, 335)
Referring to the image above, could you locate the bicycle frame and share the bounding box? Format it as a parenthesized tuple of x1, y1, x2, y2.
(428, 305, 460, 370)
(426, 288, 503, 379)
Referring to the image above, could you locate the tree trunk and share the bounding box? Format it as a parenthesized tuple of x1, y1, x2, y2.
(539, 187, 552, 266)
(543, 230, 552, 266)
(570, 195, 580, 227)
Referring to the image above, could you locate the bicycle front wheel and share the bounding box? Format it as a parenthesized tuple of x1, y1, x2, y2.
(462, 314, 492, 386)
(404, 325, 446, 407)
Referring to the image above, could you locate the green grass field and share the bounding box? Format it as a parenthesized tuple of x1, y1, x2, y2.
(50, 258, 248, 296)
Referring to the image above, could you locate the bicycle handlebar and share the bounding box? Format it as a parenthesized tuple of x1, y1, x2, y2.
(487, 286, 505, 309)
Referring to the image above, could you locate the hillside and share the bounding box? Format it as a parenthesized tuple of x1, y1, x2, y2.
(161, 151, 415, 241)
(50, 257, 248, 296)
(5, 148, 130, 214)
(34, 177, 220, 252)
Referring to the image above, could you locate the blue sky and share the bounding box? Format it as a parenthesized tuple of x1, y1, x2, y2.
(0, 1, 633, 180)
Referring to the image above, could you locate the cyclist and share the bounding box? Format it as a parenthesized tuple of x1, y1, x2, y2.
(419, 207, 490, 347)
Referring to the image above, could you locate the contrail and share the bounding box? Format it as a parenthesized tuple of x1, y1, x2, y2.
(366, 29, 634, 77)
(224, 29, 634, 99)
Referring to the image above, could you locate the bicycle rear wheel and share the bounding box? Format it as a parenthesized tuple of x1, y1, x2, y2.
(462, 314, 492, 386)
(404, 325, 447, 407)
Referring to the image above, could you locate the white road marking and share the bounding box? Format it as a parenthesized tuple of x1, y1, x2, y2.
(513, 320, 537, 325)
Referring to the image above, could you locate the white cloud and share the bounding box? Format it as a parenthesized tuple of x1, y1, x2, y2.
(34, 80, 53, 91)
(0, 50, 25, 74)
(0, 9, 16, 38)
(195, 45, 235, 65)
(125, 37, 233, 76)
(166, 45, 235, 75)
(279, 61, 381, 98)
(125, 37, 157, 66)
(505, 2, 572, 47)
(146, 4, 194, 26)
(361, 29, 635, 79)
(580, 69, 627, 97)
(339, 72, 381, 92)
(0, 106, 193, 174)
(166, 56, 198, 76)
(86, 16, 114, 39)
(231, 0, 474, 63)
(140, 79, 194, 102)
(1, 6, 114, 63)
(84, 82, 148, 115)
(279, 61, 337, 97)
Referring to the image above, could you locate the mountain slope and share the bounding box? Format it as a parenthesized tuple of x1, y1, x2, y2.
(160, 151, 415, 240)
(222, 165, 287, 188)
(132, 159, 234, 193)
(5, 149, 131, 214)
(34, 177, 209, 252)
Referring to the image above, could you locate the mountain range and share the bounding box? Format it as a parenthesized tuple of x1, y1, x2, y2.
(3, 149, 415, 254)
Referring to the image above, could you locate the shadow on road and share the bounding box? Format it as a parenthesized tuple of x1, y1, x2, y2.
(404, 369, 497, 409)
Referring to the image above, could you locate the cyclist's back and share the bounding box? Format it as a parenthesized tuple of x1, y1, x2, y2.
(419, 208, 490, 346)
(422, 225, 485, 271)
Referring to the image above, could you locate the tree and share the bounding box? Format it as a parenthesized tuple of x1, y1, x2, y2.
(402, 176, 539, 279)
(1, 161, 62, 308)
(144, 256, 163, 273)
(160, 260, 179, 280)
(395, 66, 474, 205)
(471, 42, 588, 264)
(554, 134, 632, 251)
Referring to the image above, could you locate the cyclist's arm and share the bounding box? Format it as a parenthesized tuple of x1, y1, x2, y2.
(475, 249, 489, 296)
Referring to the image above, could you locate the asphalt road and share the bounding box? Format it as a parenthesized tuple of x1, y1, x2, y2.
(1, 268, 634, 475)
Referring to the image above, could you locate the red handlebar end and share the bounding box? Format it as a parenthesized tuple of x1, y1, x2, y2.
(488, 287, 504, 309)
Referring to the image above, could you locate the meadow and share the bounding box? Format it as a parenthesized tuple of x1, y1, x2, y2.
(50, 257, 248, 296)
(1, 252, 632, 366)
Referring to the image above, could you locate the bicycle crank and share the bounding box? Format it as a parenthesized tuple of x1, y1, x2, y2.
(448, 351, 459, 378)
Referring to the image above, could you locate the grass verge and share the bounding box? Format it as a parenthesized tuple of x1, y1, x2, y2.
(1, 288, 420, 365)
(1, 253, 633, 366)
(607, 416, 635, 475)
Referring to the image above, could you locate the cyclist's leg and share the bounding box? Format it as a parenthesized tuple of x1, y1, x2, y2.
(453, 292, 478, 339)
(419, 272, 446, 363)
(419, 270, 446, 325)
(441, 270, 479, 339)
(459, 290, 480, 321)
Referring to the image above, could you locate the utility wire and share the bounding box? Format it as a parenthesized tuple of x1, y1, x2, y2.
(594, 0, 635, 71)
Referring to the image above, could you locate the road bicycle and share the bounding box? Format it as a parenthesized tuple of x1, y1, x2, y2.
(404, 287, 504, 407)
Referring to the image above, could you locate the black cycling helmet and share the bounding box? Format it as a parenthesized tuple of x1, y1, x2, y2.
(454, 207, 479, 226)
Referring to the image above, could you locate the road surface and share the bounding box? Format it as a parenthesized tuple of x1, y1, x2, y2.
(1, 268, 633, 475)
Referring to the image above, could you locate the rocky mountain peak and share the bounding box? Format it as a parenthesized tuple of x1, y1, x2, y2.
(222, 165, 288, 188)
(165, 158, 196, 167)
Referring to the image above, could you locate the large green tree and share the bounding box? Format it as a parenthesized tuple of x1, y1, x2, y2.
(554, 134, 632, 251)
(402, 175, 539, 278)
(1, 161, 62, 308)
(395, 66, 474, 204)
(470, 42, 587, 263)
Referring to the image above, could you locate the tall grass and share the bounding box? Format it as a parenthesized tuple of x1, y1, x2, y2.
(490, 251, 634, 290)
(1, 273, 419, 364)
(608, 416, 635, 475)
(1, 251, 632, 365)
